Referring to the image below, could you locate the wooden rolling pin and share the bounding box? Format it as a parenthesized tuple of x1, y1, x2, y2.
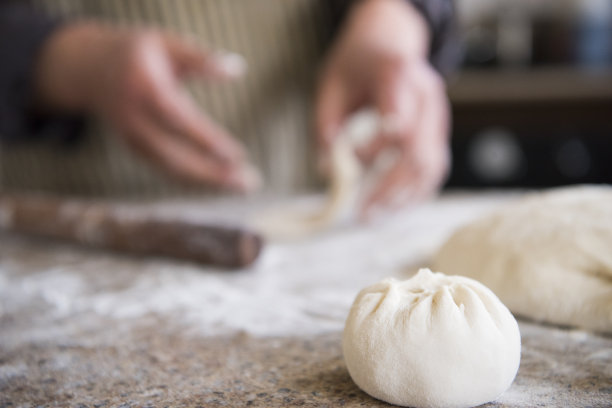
(0, 195, 264, 268)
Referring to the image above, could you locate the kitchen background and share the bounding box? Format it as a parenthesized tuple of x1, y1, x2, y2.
(446, 0, 612, 188)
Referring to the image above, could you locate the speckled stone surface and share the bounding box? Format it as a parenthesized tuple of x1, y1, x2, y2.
(1, 318, 611, 407)
(1, 193, 611, 407)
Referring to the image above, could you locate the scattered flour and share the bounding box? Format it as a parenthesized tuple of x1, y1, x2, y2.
(0, 193, 509, 338)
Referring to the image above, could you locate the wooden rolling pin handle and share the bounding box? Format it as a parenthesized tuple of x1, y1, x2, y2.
(0, 195, 263, 268)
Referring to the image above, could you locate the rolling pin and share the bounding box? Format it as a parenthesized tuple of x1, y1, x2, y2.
(0, 195, 264, 268)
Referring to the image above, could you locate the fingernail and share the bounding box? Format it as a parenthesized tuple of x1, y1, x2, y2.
(213, 51, 247, 78)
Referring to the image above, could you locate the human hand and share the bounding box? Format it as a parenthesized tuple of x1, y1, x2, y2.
(35, 23, 260, 192)
(316, 0, 450, 217)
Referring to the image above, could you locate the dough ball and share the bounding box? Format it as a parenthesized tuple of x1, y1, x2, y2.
(434, 185, 612, 333)
(343, 269, 521, 408)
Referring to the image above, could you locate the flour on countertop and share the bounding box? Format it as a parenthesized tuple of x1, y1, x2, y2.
(0, 193, 512, 340)
(2, 192, 611, 408)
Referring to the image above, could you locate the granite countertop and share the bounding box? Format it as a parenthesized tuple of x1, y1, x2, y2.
(1, 192, 611, 407)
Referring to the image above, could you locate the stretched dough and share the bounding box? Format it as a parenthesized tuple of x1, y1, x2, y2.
(434, 185, 612, 333)
(251, 109, 383, 239)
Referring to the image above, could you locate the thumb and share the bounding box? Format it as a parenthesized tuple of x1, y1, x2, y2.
(357, 60, 418, 164)
(163, 34, 247, 80)
(375, 60, 418, 140)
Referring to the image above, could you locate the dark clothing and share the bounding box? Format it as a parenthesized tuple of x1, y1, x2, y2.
(0, 0, 457, 143)
(329, 0, 458, 75)
(0, 2, 83, 143)
(411, 0, 459, 75)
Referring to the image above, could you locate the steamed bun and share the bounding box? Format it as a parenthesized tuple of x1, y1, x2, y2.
(342, 269, 521, 408)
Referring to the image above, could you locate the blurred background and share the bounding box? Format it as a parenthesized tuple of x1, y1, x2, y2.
(1, 0, 611, 196)
(446, 0, 612, 188)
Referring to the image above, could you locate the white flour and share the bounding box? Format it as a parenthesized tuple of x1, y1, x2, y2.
(0, 193, 511, 339)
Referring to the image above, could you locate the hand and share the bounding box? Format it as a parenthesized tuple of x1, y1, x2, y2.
(316, 0, 450, 217)
(35, 23, 260, 192)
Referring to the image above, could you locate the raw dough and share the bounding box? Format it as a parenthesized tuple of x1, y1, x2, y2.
(251, 109, 395, 239)
(434, 185, 612, 333)
(250, 133, 362, 239)
(343, 268, 521, 408)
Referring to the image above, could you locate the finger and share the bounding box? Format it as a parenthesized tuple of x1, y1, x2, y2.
(370, 65, 449, 212)
(189, 51, 247, 80)
(409, 63, 450, 197)
(147, 79, 246, 165)
(375, 59, 418, 141)
(358, 63, 421, 214)
(362, 61, 450, 216)
(124, 112, 252, 191)
(163, 34, 246, 80)
(357, 62, 419, 165)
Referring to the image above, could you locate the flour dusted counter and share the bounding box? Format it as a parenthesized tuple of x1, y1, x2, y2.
(1, 321, 610, 407)
(1, 192, 610, 407)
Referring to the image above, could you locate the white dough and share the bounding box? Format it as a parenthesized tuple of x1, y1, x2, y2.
(343, 269, 521, 408)
(434, 185, 612, 334)
(251, 109, 397, 239)
(250, 134, 362, 239)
